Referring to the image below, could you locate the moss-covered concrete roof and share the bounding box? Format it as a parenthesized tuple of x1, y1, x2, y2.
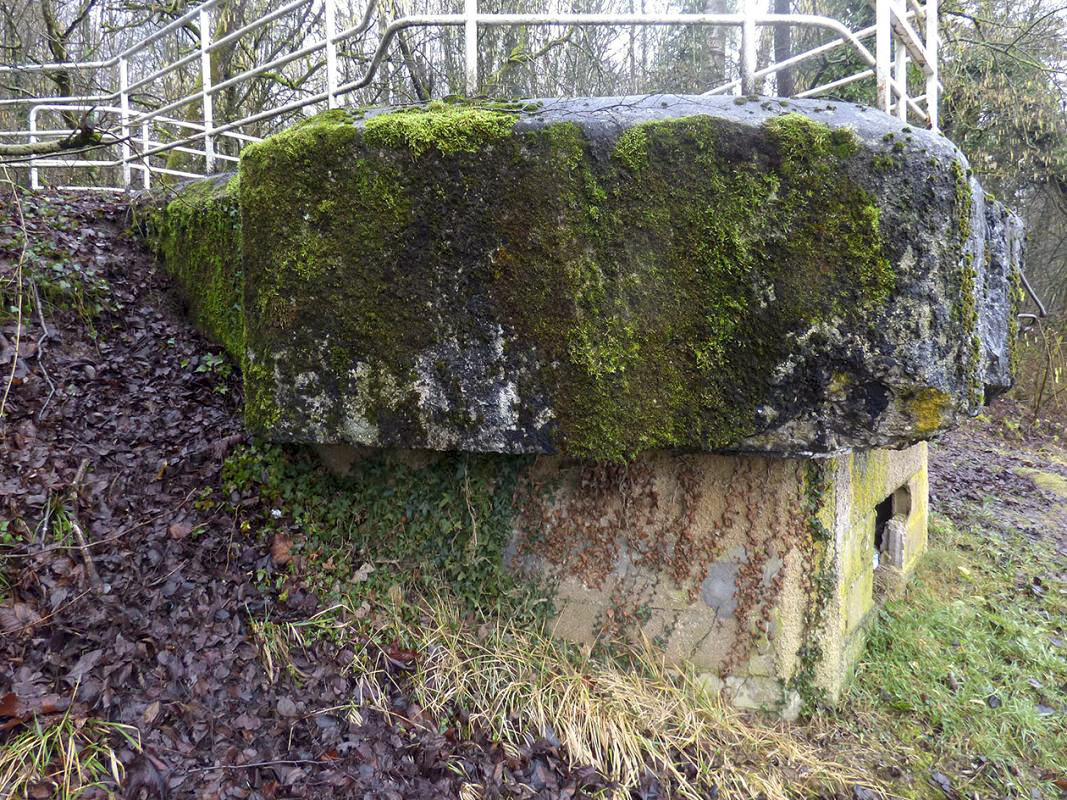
(141, 95, 1023, 460)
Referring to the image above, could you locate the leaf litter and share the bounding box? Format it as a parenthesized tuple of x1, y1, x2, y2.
(0, 190, 609, 799)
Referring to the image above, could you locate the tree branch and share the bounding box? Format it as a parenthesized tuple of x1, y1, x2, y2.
(0, 123, 99, 158)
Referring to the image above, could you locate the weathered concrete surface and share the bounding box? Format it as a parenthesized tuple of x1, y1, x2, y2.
(188, 95, 1020, 460)
(505, 442, 928, 712)
(134, 172, 244, 362)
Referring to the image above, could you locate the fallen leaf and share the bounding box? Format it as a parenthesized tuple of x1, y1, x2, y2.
(277, 696, 299, 718)
(271, 533, 292, 566)
(0, 692, 71, 730)
(143, 700, 161, 725)
(0, 602, 42, 634)
(167, 520, 192, 540)
(0, 692, 18, 718)
(386, 645, 418, 669)
(66, 648, 103, 683)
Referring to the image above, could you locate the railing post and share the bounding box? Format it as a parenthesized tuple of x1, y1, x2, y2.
(141, 122, 151, 189)
(925, 0, 939, 131)
(119, 58, 131, 189)
(324, 0, 338, 109)
(29, 106, 39, 190)
(464, 0, 478, 96)
(894, 36, 907, 120)
(740, 0, 757, 95)
(199, 7, 215, 175)
(875, 0, 891, 113)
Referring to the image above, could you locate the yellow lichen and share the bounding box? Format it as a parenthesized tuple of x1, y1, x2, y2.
(909, 388, 951, 434)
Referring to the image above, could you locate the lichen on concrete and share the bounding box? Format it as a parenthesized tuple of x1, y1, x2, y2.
(137, 95, 1024, 462)
(220, 96, 1024, 460)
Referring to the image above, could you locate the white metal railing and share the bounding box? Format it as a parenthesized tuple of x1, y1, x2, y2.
(0, 0, 939, 191)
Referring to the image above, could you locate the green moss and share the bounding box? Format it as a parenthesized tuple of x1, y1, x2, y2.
(1008, 265, 1024, 376)
(239, 108, 423, 437)
(765, 113, 858, 160)
(953, 160, 973, 244)
(238, 107, 897, 459)
(872, 153, 896, 174)
(141, 174, 245, 363)
(289, 108, 358, 133)
(613, 126, 649, 172)
(363, 103, 516, 156)
(243, 355, 280, 431)
(950, 159, 983, 404)
(909, 387, 951, 434)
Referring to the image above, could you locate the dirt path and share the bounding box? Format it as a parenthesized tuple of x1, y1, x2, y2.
(930, 409, 1067, 557)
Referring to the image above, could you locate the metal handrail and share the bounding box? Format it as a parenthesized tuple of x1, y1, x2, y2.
(0, 0, 940, 191)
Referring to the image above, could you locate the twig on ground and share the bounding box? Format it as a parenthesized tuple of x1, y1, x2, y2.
(38, 499, 53, 548)
(68, 457, 104, 592)
(30, 279, 57, 421)
(183, 759, 327, 775)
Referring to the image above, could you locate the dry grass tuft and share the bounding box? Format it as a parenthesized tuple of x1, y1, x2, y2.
(404, 606, 875, 800)
(0, 706, 139, 799)
(249, 598, 879, 800)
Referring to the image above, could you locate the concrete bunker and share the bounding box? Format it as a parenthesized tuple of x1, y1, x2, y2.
(138, 95, 1024, 715)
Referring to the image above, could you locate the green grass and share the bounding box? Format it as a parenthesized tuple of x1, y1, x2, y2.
(0, 707, 139, 799)
(815, 514, 1067, 798)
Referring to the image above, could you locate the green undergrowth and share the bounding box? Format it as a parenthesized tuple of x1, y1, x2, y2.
(813, 514, 1067, 798)
(220, 441, 546, 619)
(0, 193, 115, 332)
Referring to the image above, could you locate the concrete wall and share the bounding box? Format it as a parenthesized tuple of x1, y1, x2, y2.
(509, 443, 929, 714)
(817, 442, 929, 697)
